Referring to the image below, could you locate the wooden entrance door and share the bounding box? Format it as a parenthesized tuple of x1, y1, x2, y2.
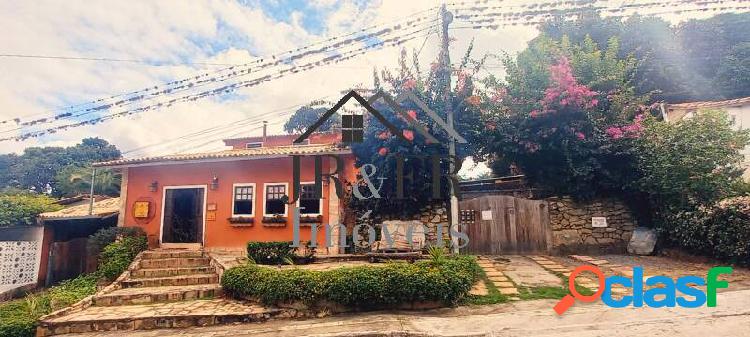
(459, 195, 551, 254)
(161, 186, 205, 245)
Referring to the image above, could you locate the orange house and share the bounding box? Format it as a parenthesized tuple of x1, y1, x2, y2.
(94, 132, 357, 254)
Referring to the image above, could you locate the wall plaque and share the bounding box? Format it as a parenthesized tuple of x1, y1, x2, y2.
(133, 201, 151, 218)
(592, 217, 608, 228)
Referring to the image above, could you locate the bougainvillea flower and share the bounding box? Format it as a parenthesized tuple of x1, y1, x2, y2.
(466, 95, 481, 106)
(377, 131, 390, 140)
(378, 147, 389, 156)
(406, 110, 417, 120)
(575, 132, 586, 140)
(402, 129, 415, 141)
(402, 79, 417, 90)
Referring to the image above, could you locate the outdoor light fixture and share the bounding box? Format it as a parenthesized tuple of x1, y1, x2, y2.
(148, 181, 158, 192)
(210, 175, 219, 190)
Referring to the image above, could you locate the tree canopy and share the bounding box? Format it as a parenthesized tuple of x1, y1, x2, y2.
(0, 138, 121, 196)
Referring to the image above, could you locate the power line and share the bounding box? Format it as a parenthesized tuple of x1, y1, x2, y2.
(0, 54, 241, 66)
(0, 6, 441, 127)
(1, 24, 438, 142)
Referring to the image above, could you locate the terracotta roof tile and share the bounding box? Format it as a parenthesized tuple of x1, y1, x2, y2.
(668, 96, 750, 110)
(40, 197, 120, 220)
(94, 144, 350, 167)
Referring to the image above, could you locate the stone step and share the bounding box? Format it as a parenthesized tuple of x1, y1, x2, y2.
(93, 284, 223, 306)
(37, 300, 281, 336)
(141, 250, 205, 260)
(131, 266, 214, 279)
(139, 257, 212, 269)
(121, 274, 219, 288)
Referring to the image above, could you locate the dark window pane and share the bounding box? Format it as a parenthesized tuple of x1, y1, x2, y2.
(265, 199, 285, 214)
(352, 129, 363, 142)
(300, 199, 320, 214)
(342, 115, 353, 128)
(301, 184, 318, 199)
(352, 115, 363, 128)
(234, 200, 253, 215)
(342, 130, 353, 143)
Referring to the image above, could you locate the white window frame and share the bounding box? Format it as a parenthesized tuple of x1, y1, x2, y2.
(246, 142, 263, 149)
(263, 182, 289, 217)
(296, 182, 324, 216)
(231, 183, 256, 217)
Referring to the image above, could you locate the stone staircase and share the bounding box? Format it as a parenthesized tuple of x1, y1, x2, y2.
(37, 249, 279, 336)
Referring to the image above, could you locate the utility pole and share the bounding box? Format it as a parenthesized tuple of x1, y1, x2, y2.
(439, 4, 459, 254)
(88, 167, 96, 215)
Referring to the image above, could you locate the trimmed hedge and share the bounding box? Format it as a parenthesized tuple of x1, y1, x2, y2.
(246, 241, 295, 265)
(221, 256, 482, 309)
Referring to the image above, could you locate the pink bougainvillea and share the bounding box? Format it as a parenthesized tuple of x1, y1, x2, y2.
(377, 131, 390, 140)
(466, 95, 481, 106)
(402, 78, 417, 90)
(406, 109, 417, 120)
(575, 132, 586, 140)
(541, 57, 598, 113)
(378, 147, 389, 156)
(402, 129, 415, 141)
(606, 114, 644, 139)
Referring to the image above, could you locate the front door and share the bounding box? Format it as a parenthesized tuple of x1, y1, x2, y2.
(162, 187, 204, 244)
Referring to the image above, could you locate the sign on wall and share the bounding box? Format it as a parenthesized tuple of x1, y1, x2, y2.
(591, 217, 608, 228)
(133, 201, 151, 218)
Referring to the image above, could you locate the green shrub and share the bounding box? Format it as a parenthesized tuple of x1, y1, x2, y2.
(87, 226, 145, 257)
(222, 256, 482, 309)
(246, 241, 296, 265)
(0, 300, 37, 337)
(0, 193, 62, 227)
(666, 197, 750, 265)
(0, 275, 97, 337)
(97, 236, 148, 280)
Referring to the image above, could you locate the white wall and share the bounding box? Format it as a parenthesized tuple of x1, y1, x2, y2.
(725, 105, 750, 181)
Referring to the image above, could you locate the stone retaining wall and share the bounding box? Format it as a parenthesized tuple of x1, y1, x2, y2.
(356, 202, 451, 251)
(547, 197, 636, 254)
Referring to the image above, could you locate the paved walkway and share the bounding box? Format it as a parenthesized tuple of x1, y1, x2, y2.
(498, 256, 562, 288)
(62, 289, 750, 337)
(476, 256, 519, 295)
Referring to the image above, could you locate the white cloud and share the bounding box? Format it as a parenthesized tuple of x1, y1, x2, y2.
(0, 0, 727, 157)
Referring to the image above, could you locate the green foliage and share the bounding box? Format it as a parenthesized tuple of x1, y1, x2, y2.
(97, 236, 148, 281)
(222, 256, 482, 308)
(350, 47, 485, 217)
(667, 197, 750, 264)
(0, 275, 96, 337)
(54, 166, 121, 197)
(541, 12, 750, 102)
(283, 102, 339, 134)
(246, 241, 296, 265)
(0, 137, 120, 195)
(631, 111, 749, 212)
(480, 35, 647, 199)
(0, 193, 62, 227)
(87, 226, 145, 257)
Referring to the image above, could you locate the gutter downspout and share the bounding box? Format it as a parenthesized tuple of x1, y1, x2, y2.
(88, 167, 96, 215)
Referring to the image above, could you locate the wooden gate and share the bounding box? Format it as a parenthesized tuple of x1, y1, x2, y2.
(459, 195, 551, 254)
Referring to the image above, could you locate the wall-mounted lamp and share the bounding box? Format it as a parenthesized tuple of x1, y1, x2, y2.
(148, 181, 158, 192)
(210, 175, 219, 190)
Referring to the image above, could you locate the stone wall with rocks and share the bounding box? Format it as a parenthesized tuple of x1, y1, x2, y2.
(355, 202, 451, 251)
(547, 196, 636, 254)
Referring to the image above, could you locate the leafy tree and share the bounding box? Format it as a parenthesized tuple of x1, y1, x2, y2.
(540, 12, 750, 102)
(0, 138, 120, 195)
(478, 35, 649, 199)
(54, 166, 121, 197)
(0, 193, 62, 227)
(349, 47, 484, 216)
(630, 111, 749, 216)
(283, 102, 339, 134)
